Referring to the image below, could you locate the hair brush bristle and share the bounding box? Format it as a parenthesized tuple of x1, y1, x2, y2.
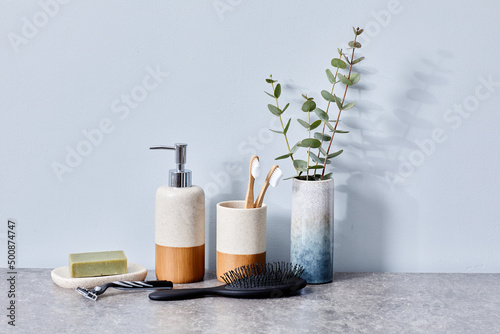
(220, 262, 305, 288)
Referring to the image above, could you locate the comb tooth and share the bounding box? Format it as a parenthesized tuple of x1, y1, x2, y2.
(243, 265, 249, 279)
(235, 267, 241, 281)
(230, 270, 238, 285)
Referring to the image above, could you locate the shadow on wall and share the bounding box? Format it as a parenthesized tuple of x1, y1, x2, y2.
(332, 50, 453, 272)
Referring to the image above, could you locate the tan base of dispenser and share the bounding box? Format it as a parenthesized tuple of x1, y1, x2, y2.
(155, 244, 205, 283)
(216, 251, 266, 282)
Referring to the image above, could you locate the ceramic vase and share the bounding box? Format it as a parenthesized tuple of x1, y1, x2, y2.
(290, 177, 334, 284)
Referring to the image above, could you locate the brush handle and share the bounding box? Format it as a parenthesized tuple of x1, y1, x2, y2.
(254, 182, 270, 208)
(149, 286, 226, 300)
(148, 286, 275, 300)
(254, 165, 278, 208)
(149, 279, 307, 301)
(244, 176, 256, 209)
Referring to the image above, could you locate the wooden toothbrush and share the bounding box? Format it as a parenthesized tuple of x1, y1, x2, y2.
(254, 165, 283, 208)
(244, 156, 260, 209)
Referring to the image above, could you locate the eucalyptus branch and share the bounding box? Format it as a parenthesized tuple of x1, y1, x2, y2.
(320, 27, 363, 180)
(266, 76, 299, 176)
(319, 66, 340, 143)
(314, 61, 340, 167)
(265, 27, 365, 181)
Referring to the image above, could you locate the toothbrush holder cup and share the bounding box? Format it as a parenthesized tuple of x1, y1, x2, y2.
(216, 200, 267, 282)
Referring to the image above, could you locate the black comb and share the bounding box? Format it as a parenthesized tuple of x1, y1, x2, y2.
(149, 262, 306, 301)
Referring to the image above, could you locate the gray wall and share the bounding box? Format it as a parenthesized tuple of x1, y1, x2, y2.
(2, 0, 499, 272)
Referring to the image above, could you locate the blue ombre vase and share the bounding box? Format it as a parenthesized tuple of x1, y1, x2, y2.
(290, 177, 334, 284)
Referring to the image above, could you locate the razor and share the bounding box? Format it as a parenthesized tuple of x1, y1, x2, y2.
(76, 280, 173, 301)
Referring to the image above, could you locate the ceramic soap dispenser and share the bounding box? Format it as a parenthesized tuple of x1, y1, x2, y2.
(150, 143, 205, 283)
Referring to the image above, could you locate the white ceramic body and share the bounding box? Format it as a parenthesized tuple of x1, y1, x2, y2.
(216, 200, 267, 280)
(216, 201, 267, 255)
(291, 178, 334, 284)
(155, 185, 205, 248)
(154, 185, 205, 283)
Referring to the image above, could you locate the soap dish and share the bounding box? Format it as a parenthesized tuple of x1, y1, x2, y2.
(51, 262, 147, 289)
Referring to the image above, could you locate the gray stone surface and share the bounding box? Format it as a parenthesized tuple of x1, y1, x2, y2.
(2, 269, 500, 333)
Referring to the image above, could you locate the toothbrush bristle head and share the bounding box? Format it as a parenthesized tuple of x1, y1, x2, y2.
(269, 167, 283, 187)
(251, 157, 260, 178)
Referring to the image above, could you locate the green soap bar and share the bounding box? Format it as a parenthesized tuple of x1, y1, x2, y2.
(69, 250, 127, 278)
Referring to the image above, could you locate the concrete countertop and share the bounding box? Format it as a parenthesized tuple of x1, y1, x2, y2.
(2, 269, 500, 333)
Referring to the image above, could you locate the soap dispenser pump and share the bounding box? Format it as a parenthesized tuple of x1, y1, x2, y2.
(150, 143, 205, 283)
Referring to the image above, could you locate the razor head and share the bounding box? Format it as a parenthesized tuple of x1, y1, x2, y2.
(76, 287, 98, 301)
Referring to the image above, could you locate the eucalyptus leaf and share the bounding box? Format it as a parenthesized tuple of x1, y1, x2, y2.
(298, 138, 321, 148)
(266, 78, 276, 83)
(317, 156, 331, 164)
(302, 100, 316, 112)
(323, 172, 333, 180)
(331, 58, 347, 69)
(284, 118, 291, 134)
(327, 149, 343, 158)
(291, 141, 300, 154)
(338, 74, 353, 86)
(334, 95, 342, 109)
(309, 152, 321, 164)
(268, 104, 282, 116)
(342, 102, 355, 110)
(282, 103, 290, 112)
(352, 56, 365, 65)
(334, 129, 349, 134)
(275, 153, 292, 160)
(265, 91, 275, 98)
(321, 90, 336, 102)
(270, 129, 283, 134)
(297, 118, 310, 129)
(348, 41, 362, 48)
(310, 120, 322, 131)
(314, 132, 331, 141)
(314, 108, 329, 122)
(274, 84, 281, 98)
(357, 29, 364, 35)
(326, 69, 335, 83)
(293, 159, 308, 171)
(308, 165, 324, 170)
(326, 121, 335, 132)
(319, 146, 328, 156)
(350, 73, 360, 84)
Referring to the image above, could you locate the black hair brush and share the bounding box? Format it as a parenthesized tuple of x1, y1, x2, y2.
(149, 262, 306, 301)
